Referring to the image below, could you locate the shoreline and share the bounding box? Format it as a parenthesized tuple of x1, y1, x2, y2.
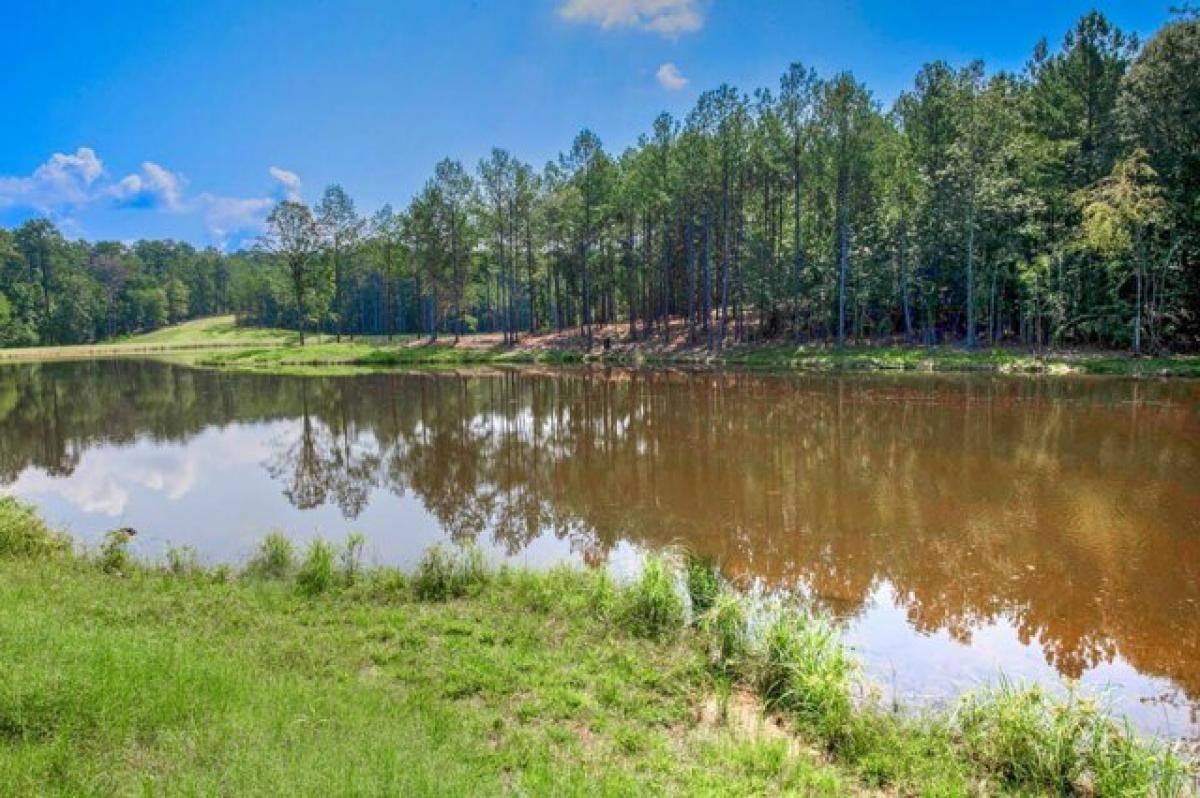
(5, 336, 1199, 380)
(1, 316, 1198, 378)
(1, 497, 1193, 795)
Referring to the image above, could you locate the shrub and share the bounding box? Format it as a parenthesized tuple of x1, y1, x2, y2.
(296, 539, 336, 597)
(0, 496, 69, 559)
(245, 531, 295, 579)
(618, 554, 685, 639)
(412, 545, 487, 602)
(98, 528, 135, 574)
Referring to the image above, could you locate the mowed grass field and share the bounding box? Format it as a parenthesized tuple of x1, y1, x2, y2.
(0, 316, 299, 363)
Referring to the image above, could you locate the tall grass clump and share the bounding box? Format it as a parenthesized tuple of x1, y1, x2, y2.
(0, 496, 69, 559)
(700, 591, 750, 675)
(684, 551, 722, 616)
(955, 681, 1191, 796)
(245, 531, 295, 579)
(165, 544, 201, 576)
(412, 544, 487, 601)
(296, 539, 337, 597)
(618, 554, 685, 639)
(587, 568, 618, 621)
(757, 607, 855, 739)
(340, 532, 367, 586)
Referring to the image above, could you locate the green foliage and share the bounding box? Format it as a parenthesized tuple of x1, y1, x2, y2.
(7, 12, 1200, 354)
(0, 496, 68, 558)
(296, 538, 336, 597)
(165, 545, 201, 576)
(245, 531, 295, 580)
(757, 608, 855, 738)
(700, 592, 749, 675)
(97, 528, 134, 574)
(684, 551, 722, 616)
(0, 507, 1191, 796)
(955, 682, 1190, 796)
(412, 544, 487, 601)
(340, 532, 366, 586)
(618, 554, 686, 639)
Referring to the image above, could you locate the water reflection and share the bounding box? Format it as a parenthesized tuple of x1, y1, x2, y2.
(2, 360, 1198, 737)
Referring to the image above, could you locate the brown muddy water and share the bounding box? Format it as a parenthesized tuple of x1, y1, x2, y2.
(1, 360, 1197, 740)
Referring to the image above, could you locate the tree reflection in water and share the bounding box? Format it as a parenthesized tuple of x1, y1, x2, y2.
(1, 360, 1198, 707)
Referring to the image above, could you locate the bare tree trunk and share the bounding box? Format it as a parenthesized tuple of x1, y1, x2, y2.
(526, 214, 536, 334)
(719, 171, 731, 352)
(899, 219, 913, 340)
(965, 198, 976, 349)
(835, 164, 849, 347)
(686, 211, 697, 345)
(792, 134, 803, 342)
(625, 215, 636, 339)
(703, 208, 714, 352)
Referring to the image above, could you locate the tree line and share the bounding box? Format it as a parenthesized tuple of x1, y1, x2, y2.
(2, 11, 1197, 353)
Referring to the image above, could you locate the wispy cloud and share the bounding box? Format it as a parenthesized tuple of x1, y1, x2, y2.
(199, 167, 303, 247)
(0, 147, 301, 249)
(656, 62, 688, 90)
(558, 0, 705, 35)
(107, 162, 187, 211)
(268, 166, 302, 201)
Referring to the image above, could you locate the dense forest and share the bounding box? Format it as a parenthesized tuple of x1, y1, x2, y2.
(2, 11, 1197, 353)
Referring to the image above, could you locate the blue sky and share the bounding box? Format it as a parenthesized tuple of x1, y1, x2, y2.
(0, 0, 1171, 249)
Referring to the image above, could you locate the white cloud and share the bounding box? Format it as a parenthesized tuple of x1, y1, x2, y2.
(656, 62, 689, 90)
(0, 148, 301, 250)
(198, 166, 301, 247)
(0, 147, 105, 212)
(107, 161, 187, 211)
(558, 0, 704, 35)
(268, 166, 302, 200)
(197, 194, 274, 248)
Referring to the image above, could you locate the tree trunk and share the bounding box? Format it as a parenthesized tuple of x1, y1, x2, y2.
(625, 215, 636, 339)
(792, 134, 803, 342)
(965, 198, 976, 349)
(899, 219, 913, 339)
(686, 212, 697, 345)
(835, 164, 850, 347)
(703, 208, 713, 352)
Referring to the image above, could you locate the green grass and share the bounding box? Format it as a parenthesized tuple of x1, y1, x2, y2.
(192, 340, 588, 374)
(0, 498, 1193, 796)
(193, 334, 1200, 378)
(0, 315, 300, 363)
(110, 315, 299, 346)
(7, 315, 1198, 377)
(722, 343, 1200, 378)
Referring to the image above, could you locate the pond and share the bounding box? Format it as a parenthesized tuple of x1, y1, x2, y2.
(2, 359, 1198, 741)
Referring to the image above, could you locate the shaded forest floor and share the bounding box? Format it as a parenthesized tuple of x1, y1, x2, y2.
(3, 315, 1199, 377)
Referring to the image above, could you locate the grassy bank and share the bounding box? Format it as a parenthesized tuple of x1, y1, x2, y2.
(0, 316, 300, 364)
(4, 317, 1200, 377)
(189, 338, 1200, 378)
(1, 498, 1192, 796)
